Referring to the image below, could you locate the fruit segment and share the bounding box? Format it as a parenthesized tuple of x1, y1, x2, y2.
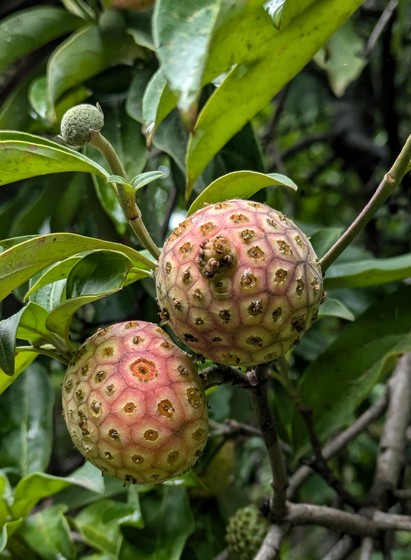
(156, 199, 323, 366)
(62, 321, 208, 484)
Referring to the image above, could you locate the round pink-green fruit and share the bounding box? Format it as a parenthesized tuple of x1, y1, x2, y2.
(62, 321, 208, 484)
(156, 199, 323, 366)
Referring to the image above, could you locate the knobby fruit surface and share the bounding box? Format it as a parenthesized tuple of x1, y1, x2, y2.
(62, 321, 208, 484)
(156, 199, 323, 366)
(60, 104, 104, 146)
(225, 504, 270, 560)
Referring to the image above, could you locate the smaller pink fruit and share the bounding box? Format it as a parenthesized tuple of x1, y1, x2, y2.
(62, 321, 208, 484)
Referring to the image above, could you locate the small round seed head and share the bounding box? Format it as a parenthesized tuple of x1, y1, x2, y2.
(60, 104, 104, 146)
(225, 504, 270, 560)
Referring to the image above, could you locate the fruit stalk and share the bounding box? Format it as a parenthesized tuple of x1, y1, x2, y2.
(250, 363, 288, 521)
(89, 132, 161, 260)
(320, 133, 411, 272)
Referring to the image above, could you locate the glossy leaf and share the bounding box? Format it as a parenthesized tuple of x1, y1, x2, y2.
(0, 520, 23, 553)
(188, 170, 297, 214)
(46, 250, 133, 344)
(0, 352, 38, 395)
(0, 308, 25, 375)
(153, 0, 222, 117)
(0, 365, 54, 477)
(292, 286, 411, 460)
(17, 504, 76, 560)
(0, 132, 109, 186)
(131, 170, 165, 191)
(47, 14, 145, 110)
(317, 298, 355, 321)
(120, 487, 195, 560)
(75, 499, 143, 554)
(12, 472, 72, 520)
(186, 0, 364, 192)
(314, 21, 366, 97)
(24, 257, 82, 302)
(0, 232, 152, 302)
(0, 7, 81, 71)
(142, 68, 177, 146)
(16, 303, 54, 344)
(324, 253, 411, 290)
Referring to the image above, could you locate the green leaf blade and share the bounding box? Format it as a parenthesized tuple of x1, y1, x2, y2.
(186, 0, 364, 192)
(292, 286, 411, 461)
(188, 170, 297, 214)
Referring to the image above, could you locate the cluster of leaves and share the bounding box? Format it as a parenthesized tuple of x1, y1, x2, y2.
(0, 0, 411, 558)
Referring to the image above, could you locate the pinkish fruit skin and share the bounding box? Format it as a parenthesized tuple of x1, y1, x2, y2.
(62, 321, 208, 484)
(156, 199, 324, 366)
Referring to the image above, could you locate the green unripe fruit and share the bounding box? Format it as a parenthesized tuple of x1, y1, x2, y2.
(226, 505, 270, 560)
(60, 104, 104, 146)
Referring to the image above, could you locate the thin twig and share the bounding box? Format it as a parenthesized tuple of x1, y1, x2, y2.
(360, 536, 374, 560)
(296, 406, 362, 509)
(320, 134, 411, 271)
(254, 523, 290, 560)
(364, 0, 398, 57)
(288, 392, 388, 498)
(321, 536, 356, 560)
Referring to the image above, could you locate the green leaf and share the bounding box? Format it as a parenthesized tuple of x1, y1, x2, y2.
(0, 308, 25, 375)
(265, 0, 317, 29)
(131, 170, 165, 191)
(0, 7, 82, 71)
(0, 232, 151, 302)
(121, 487, 195, 560)
(64, 461, 105, 495)
(75, 500, 143, 554)
(314, 21, 366, 97)
(17, 504, 76, 560)
(188, 170, 297, 214)
(24, 257, 82, 302)
(142, 68, 177, 146)
(292, 286, 411, 461)
(11, 473, 72, 520)
(0, 132, 109, 186)
(186, 0, 364, 192)
(46, 250, 133, 343)
(16, 302, 54, 344)
(0, 352, 38, 395)
(324, 253, 411, 290)
(153, 0, 222, 117)
(47, 13, 146, 110)
(0, 519, 23, 553)
(318, 298, 355, 321)
(0, 365, 54, 477)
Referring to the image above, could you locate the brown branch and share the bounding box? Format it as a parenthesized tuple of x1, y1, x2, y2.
(288, 392, 388, 498)
(286, 502, 411, 537)
(364, 0, 398, 57)
(368, 353, 411, 510)
(201, 364, 252, 390)
(297, 406, 362, 509)
(250, 365, 289, 521)
(254, 523, 290, 560)
(321, 536, 356, 560)
(360, 536, 374, 560)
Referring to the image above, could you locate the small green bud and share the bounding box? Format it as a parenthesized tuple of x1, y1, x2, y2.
(60, 104, 104, 146)
(226, 505, 270, 560)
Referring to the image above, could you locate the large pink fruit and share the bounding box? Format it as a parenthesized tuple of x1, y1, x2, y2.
(62, 321, 208, 484)
(156, 199, 323, 366)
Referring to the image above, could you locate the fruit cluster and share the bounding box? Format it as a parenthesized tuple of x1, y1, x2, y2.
(62, 175, 323, 485)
